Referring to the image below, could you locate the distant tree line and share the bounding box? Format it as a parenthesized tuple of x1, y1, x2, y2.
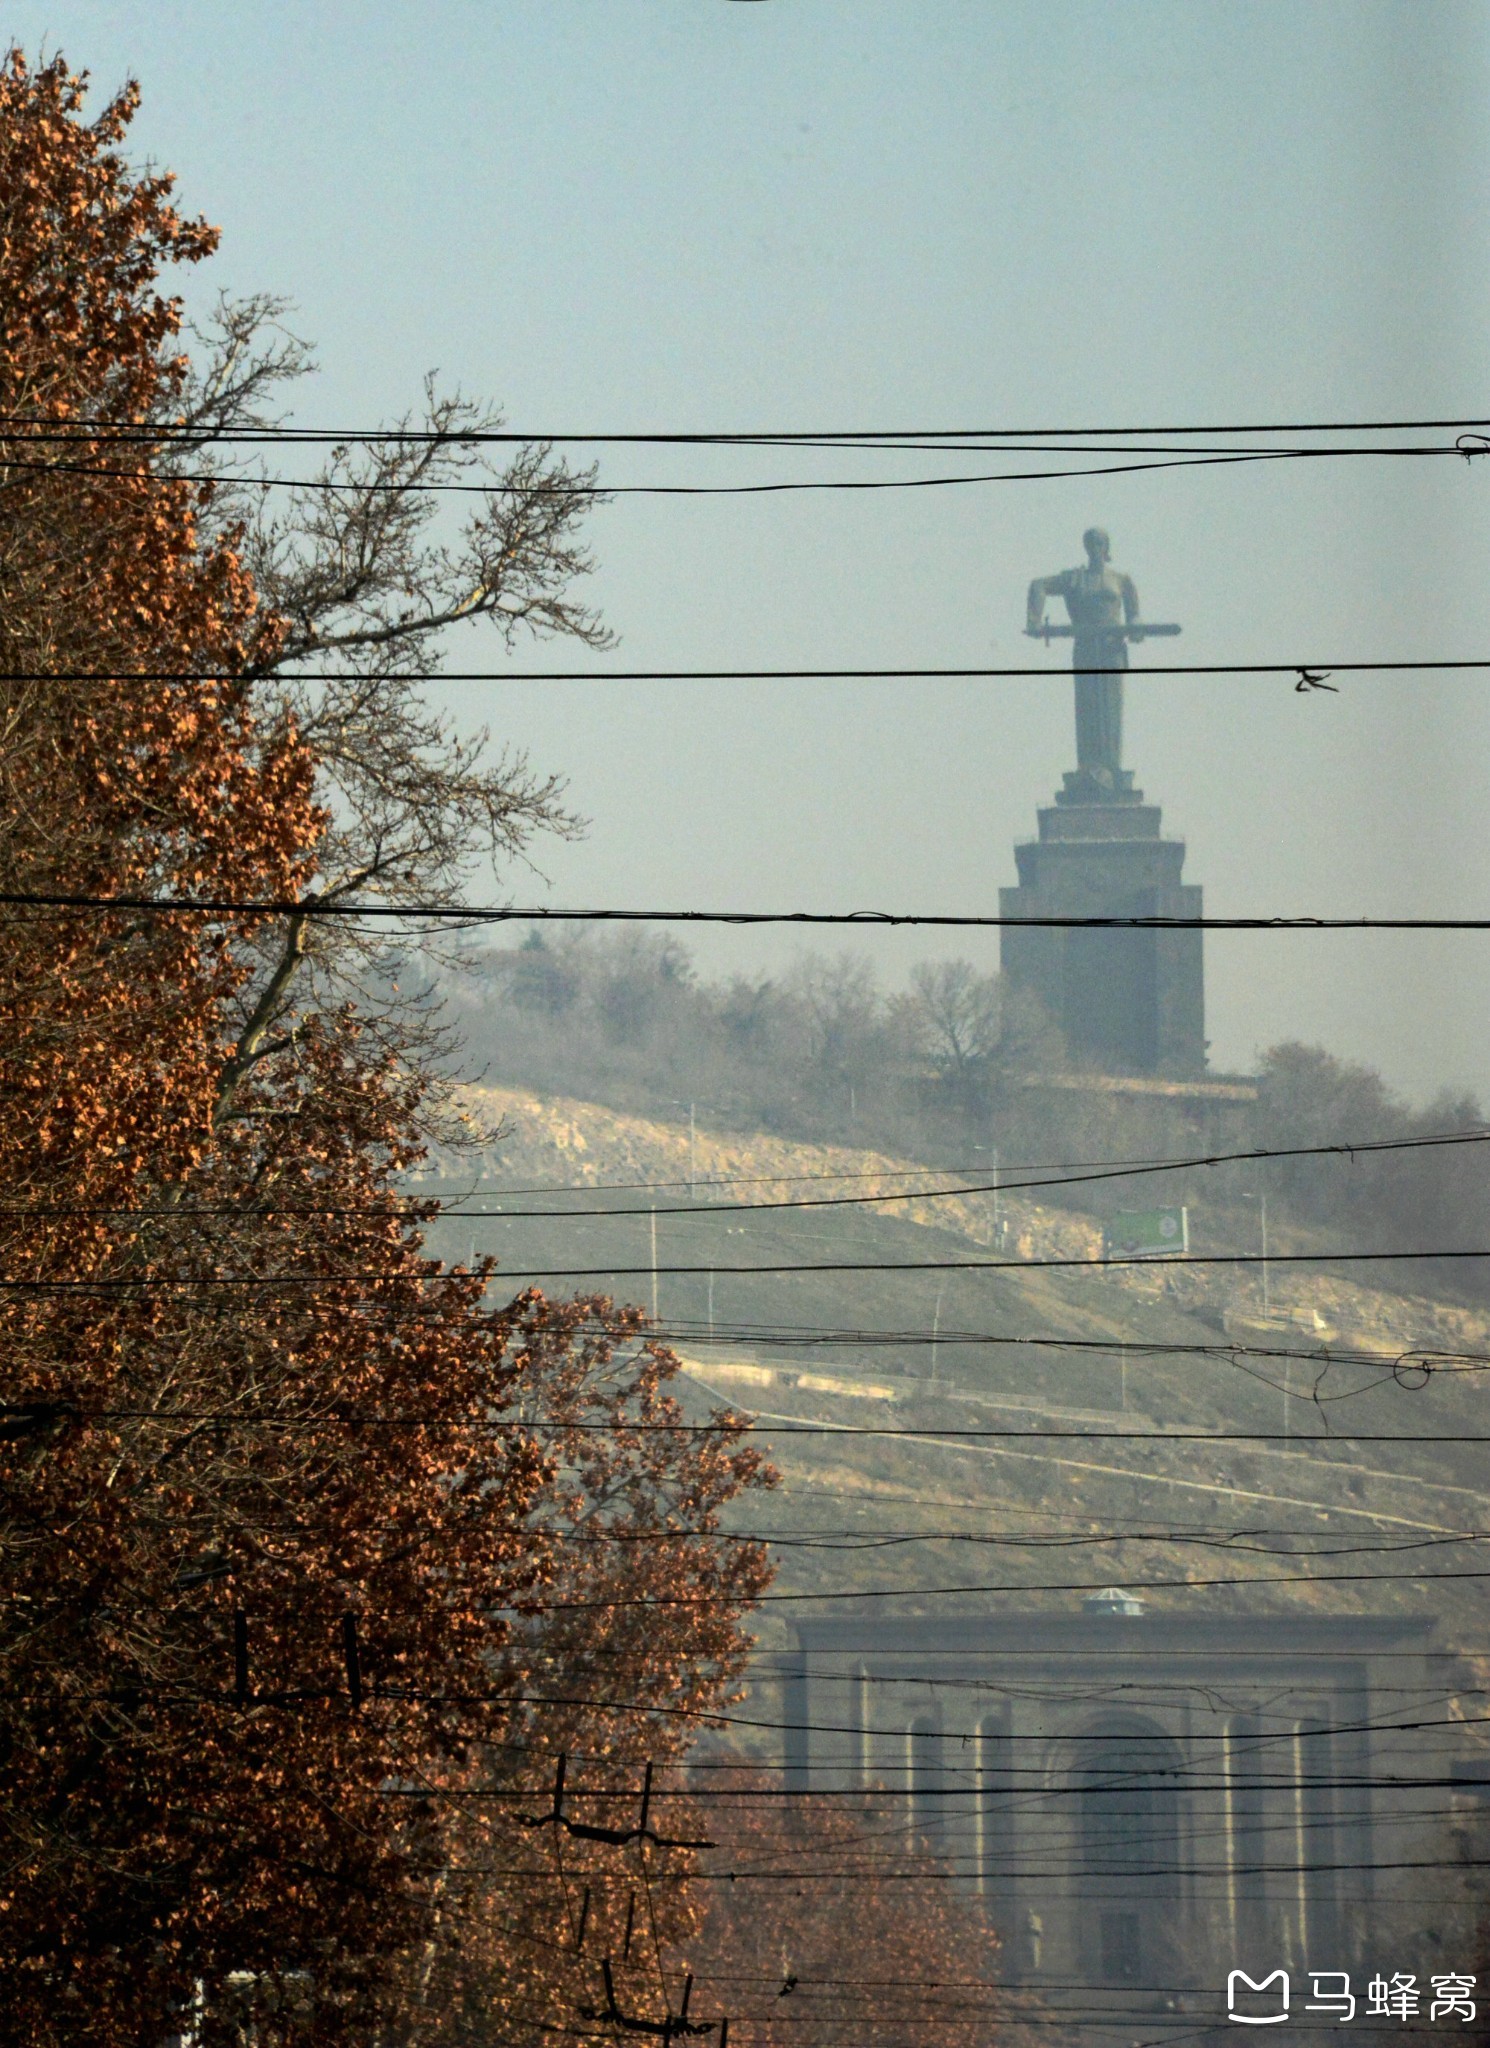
(444, 931, 1490, 1304)
(442, 928, 1052, 1146)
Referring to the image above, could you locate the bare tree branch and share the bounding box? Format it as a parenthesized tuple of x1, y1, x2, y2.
(170, 306, 610, 1129)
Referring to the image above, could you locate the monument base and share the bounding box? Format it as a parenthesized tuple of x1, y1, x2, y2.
(1000, 778, 1205, 1077)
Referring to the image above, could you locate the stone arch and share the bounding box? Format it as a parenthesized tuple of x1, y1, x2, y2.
(1071, 1711, 1185, 1985)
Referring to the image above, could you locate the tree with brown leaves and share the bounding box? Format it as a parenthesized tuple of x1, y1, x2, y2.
(0, 49, 771, 2044)
(673, 1765, 1017, 2048)
(369, 1761, 1024, 2048)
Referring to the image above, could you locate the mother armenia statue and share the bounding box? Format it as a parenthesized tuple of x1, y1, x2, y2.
(1025, 528, 1179, 797)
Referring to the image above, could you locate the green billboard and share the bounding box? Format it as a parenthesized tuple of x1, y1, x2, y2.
(1104, 1205, 1189, 1259)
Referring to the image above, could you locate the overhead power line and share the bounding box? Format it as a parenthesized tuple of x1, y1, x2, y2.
(7, 890, 1490, 932)
(11, 1125, 1484, 1222)
(641, 1564, 1490, 1604)
(13, 1401, 1489, 1444)
(14, 658, 1490, 680)
(5, 1684, 1479, 1754)
(10, 1316, 1468, 1386)
(432, 1529, 1490, 1556)
(409, 1772, 1483, 1801)
(5, 1295, 1464, 1383)
(9, 1246, 1479, 1294)
(666, 1318, 1478, 1373)
(4, 409, 1487, 439)
(4, 436, 1487, 498)
(449, 1247, 1490, 1279)
(777, 1477, 1477, 1528)
(14, 1513, 1473, 1551)
(321, 1122, 1490, 1198)
(407, 1122, 1490, 1220)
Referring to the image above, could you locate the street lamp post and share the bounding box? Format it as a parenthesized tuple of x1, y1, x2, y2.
(1240, 1191, 1271, 1316)
(663, 1099, 698, 1202)
(967, 1142, 1003, 1245)
(1241, 1191, 1285, 1434)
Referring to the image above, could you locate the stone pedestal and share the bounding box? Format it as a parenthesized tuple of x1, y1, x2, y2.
(1000, 772, 1204, 1076)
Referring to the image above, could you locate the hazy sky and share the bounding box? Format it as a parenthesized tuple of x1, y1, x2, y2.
(11, 1, 1490, 1097)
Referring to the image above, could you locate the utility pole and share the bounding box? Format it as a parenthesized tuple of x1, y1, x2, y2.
(1241, 1191, 1271, 1315)
(969, 1141, 1002, 1244)
(665, 1099, 698, 1201)
(1260, 1196, 1285, 1433)
(1243, 1189, 1282, 1434)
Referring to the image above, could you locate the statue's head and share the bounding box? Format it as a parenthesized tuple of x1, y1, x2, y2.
(1082, 527, 1111, 566)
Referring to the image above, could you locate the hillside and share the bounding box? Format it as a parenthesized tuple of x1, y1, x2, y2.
(416, 1085, 1490, 1684)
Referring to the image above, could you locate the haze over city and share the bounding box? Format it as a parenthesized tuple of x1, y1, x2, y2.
(5, 8, 1490, 2043)
(16, 0, 1490, 1093)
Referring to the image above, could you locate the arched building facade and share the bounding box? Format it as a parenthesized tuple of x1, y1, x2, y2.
(780, 1605, 1448, 2005)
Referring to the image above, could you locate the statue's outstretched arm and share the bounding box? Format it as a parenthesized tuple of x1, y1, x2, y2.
(1119, 573, 1141, 624)
(1027, 573, 1060, 631)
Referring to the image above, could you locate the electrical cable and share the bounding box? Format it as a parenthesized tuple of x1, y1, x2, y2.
(12, 657, 1490, 681)
(407, 1783, 1483, 1809)
(522, 1531, 1490, 1557)
(14, 1123, 1480, 1222)
(10, 888, 1490, 933)
(5, 1688, 1476, 1763)
(23, 1417, 1490, 1449)
(15, 1504, 1481, 1551)
(11, 1569, 1490, 1614)
(4, 439, 1483, 498)
(84, 1120, 1490, 1197)
(772, 1478, 1459, 1525)
(13, 1561, 1487, 1603)
(480, 1566, 1490, 1603)
(256, 1847, 1490, 1885)
(9, 1313, 1468, 1397)
(677, 1802, 1473, 1873)
(9, 1246, 1484, 1292)
(4, 410, 1487, 438)
(17, 1308, 1486, 1376)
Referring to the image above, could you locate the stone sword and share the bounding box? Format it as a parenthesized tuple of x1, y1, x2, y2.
(1024, 622, 1183, 643)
